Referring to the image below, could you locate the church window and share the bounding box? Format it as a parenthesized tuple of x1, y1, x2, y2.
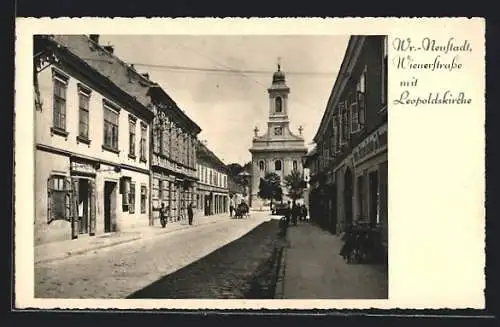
(275, 97, 282, 113)
(275, 160, 282, 171)
(259, 160, 264, 171)
(274, 127, 283, 136)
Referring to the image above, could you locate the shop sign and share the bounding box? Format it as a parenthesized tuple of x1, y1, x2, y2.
(71, 160, 96, 175)
(353, 123, 388, 165)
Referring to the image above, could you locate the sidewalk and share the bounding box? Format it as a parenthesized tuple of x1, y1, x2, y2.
(279, 222, 388, 299)
(35, 213, 234, 265)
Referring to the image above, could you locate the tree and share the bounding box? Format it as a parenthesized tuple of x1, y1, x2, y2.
(258, 172, 283, 210)
(284, 170, 305, 206)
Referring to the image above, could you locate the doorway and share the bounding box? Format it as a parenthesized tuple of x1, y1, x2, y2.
(344, 168, 353, 228)
(104, 181, 117, 233)
(369, 171, 380, 227)
(78, 179, 90, 234)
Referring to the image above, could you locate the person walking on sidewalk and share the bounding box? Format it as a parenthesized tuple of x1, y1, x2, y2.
(187, 202, 194, 225)
(229, 198, 235, 218)
(160, 203, 167, 228)
(301, 204, 308, 223)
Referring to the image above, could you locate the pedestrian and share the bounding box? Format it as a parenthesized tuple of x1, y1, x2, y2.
(160, 203, 167, 228)
(301, 204, 308, 223)
(229, 198, 235, 218)
(285, 201, 292, 226)
(187, 202, 194, 225)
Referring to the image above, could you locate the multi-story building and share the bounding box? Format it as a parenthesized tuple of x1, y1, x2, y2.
(195, 142, 229, 217)
(249, 65, 307, 208)
(34, 35, 154, 245)
(149, 86, 201, 224)
(310, 35, 388, 248)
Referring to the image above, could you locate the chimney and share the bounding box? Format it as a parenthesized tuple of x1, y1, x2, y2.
(103, 45, 114, 54)
(89, 34, 99, 44)
(142, 73, 150, 80)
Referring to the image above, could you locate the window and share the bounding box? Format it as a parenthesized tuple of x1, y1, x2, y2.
(350, 91, 360, 134)
(161, 124, 170, 156)
(381, 36, 388, 106)
(293, 160, 298, 171)
(141, 185, 147, 213)
(129, 182, 136, 213)
(259, 160, 264, 171)
(129, 119, 136, 157)
(103, 103, 119, 151)
(275, 160, 282, 171)
(153, 118, 160, 154)
(209, 170, 213, 185)
(152, 178, 160, 209)
(78, 86, 91, 140)
(274, 127, 283, 136)
(53, 77, 68, 131)
(275, 97, 282, 113)
(339, 101, 349, 145)
(140, 123, 147, 161)
(47, 175, 71, 224)
(333, 114, 339, 153)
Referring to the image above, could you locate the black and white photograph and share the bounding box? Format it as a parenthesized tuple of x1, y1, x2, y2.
(15, 18, 485, 310)
(32, 33, 388, 300)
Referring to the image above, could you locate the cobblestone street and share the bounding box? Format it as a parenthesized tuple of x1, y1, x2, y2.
(35, 213, 269, 298)
(129, 218, 285, 299)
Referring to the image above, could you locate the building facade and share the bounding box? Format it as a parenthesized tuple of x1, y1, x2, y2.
(149, 86, 201, 225)
(310, 35, 388, 248)
(34, 35, 154, 246)
(249, 65, 308, 208)
(195, 142, 229, 217)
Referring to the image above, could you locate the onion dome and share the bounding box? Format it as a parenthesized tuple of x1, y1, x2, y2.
(272, 64, 286, 83)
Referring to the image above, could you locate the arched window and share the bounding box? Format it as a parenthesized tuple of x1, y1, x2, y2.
(275, 97, 282, 113)
(259, 160, 264, 171)
(293, 160, 298, 171)
(275, 160, 282, 171)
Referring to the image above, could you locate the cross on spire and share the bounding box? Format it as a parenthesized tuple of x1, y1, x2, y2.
(298, 125, 303, 135)
(254, 126, 259, 136)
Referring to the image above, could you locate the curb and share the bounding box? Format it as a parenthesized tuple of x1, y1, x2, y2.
(35, 236, 142, 265)
(273, 236, 289, 299)
(35, 218, 231, 265)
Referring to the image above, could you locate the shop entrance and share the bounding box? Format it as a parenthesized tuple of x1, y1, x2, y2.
(78, 178, 90, 234)
(104, 181, 117, 233)
(369, 171, 380, 226)
(344, 168, 353, 228)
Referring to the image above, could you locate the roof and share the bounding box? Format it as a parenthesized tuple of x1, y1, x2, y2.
(49, 35, 153, 109)
(196, 141, 227, 171)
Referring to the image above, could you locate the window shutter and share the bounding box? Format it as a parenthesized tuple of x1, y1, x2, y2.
(47, 177, 53, 224)
(358, 91, 366, 126)
(65, 177, 72, 221)
(89, 180, 96, 235)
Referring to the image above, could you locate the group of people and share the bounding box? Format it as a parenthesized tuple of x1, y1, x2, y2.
(285, 201, 308, 226)
(229, 200, 249, 219)
(159, 202, 194, 228)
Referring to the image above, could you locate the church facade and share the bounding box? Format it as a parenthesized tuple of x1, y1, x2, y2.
(249, 65, 308, 209)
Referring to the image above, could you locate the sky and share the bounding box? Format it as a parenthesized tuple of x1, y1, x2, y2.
(100, 35, 350, 165)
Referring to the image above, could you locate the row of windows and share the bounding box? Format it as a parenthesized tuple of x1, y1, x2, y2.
(152, 118, 197, 169)
(151, 178, 195, 212)
(51, 69, 148, 160)
(258, 160, 298, 172)
(197, 164, 227, 188)
(317, 37, 388, 171)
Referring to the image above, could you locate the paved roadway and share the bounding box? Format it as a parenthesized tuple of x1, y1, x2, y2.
(35, 213, 269, 298)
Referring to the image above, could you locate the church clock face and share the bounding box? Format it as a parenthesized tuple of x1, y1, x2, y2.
(274, 127, 283, 136)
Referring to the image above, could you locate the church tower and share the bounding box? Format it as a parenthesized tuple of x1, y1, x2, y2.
(249, 63, 308, 209)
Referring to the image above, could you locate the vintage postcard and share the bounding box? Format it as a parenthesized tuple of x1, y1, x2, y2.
(14, 17, 485, 310)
